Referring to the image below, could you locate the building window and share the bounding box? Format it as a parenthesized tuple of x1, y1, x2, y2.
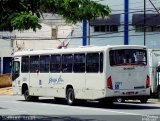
(94, 25, 118, 32)
(135, 26, 160, 32)
(132, 14, 160, 32)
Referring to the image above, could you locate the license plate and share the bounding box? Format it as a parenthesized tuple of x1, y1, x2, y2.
(126, 92, 134, 95)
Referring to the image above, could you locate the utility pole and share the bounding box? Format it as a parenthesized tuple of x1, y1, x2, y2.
(83, 19, 87, 46)
(144, 0, 146, 46)
(82, 1, 87, 46)
(124, 0, 129, 45)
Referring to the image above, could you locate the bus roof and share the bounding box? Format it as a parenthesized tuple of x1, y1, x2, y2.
(13, 45, 147, 57)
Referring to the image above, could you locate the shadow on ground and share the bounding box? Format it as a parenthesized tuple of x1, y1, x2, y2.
(19, 98, 160, 110)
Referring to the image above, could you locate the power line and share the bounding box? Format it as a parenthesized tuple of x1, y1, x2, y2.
(148, 0, 160, 14)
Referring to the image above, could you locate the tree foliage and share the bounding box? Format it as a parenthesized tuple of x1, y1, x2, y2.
(0, 0, 110, 31)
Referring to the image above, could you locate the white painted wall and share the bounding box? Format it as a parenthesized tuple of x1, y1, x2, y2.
(14, 23, 73, 51)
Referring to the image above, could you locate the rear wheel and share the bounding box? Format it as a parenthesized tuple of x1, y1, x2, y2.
(140, 98, 148, 103)
(117, 98, 125, 103)
(66, 88, 75, 105)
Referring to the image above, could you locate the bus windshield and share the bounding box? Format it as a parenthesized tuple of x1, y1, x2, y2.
(109, 49, 147, 66)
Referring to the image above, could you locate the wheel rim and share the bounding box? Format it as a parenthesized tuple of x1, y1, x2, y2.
(117, 98, 122, 102)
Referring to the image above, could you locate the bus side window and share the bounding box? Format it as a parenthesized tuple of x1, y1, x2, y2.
(12, 61, 20, 81)
(100, 53, 103, 73)
(21, 56, 29, 73)
(62, 54, 73, 73)
(73, 53, 85, 73)
(40, 55, 49, 73)
(50, 55, 61, 73)
(30, 56, 39, 73)
(86, 53, 99, 73)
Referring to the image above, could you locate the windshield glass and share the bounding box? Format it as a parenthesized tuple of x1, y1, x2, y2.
(12, 61, 20, 81)
(109, 49, 147, 66)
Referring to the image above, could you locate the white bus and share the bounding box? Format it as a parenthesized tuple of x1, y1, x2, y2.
(12, 45, 150, 105)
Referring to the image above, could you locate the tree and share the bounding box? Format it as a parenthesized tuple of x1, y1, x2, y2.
(0, 0, 110, 31)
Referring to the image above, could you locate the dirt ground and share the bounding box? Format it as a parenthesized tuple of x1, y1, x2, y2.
(0, 87, 13, 95)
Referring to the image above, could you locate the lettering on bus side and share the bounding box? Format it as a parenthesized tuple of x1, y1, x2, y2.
(48, 76, 64, 85)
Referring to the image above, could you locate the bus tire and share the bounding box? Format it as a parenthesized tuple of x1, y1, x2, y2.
(117, 98, 125, 103)
(140, 98, 148, 103)
(66, 88, 75, 105)
(24, 90, 32, 101)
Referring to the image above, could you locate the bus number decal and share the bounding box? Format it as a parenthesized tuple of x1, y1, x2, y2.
(48, 76, 64, 85)
(115, 82, 122, 90)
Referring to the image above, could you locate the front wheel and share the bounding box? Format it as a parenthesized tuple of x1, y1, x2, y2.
(24, 90, 39, 101)
(66, 88, 75, 105)
(24, 90, 31, 101)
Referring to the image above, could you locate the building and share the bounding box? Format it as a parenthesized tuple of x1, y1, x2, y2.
(68, 0, 160, 48)
(0, 32, 14, 74)
(0, 0, 160, 73)
(0, 14, 73, 74)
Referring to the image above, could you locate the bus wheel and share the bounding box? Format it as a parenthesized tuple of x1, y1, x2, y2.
(66, 88, 75, 105)
(117, 98, 125, 103)
(24, 90, 32, 101)
(140, 98, 148, 103)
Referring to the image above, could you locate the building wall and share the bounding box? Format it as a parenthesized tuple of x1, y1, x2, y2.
(68, 0, 160, 49)
(14, 23, 73, 51)
(0, 32, 14, 74)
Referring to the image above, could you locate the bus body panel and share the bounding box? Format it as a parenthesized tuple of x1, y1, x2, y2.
(109, 66, 147, 90)
(85, 73, 106, 99)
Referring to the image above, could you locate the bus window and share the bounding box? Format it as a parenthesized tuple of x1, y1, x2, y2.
(30, 56, 39, 73)
(62, 54, 73, 73)
(109, 49, 147, 66)
(40, 55, 50, 73)
(73, 54, 85, 73)
(12, 61, 20, 81)
(100, 53, 103, 73)
(21, 56, 29, 73)
(86, 53, 99, 73)
(50, 55, 61, 73)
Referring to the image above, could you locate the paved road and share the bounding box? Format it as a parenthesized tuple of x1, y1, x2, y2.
(0, 95, 160, 121)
